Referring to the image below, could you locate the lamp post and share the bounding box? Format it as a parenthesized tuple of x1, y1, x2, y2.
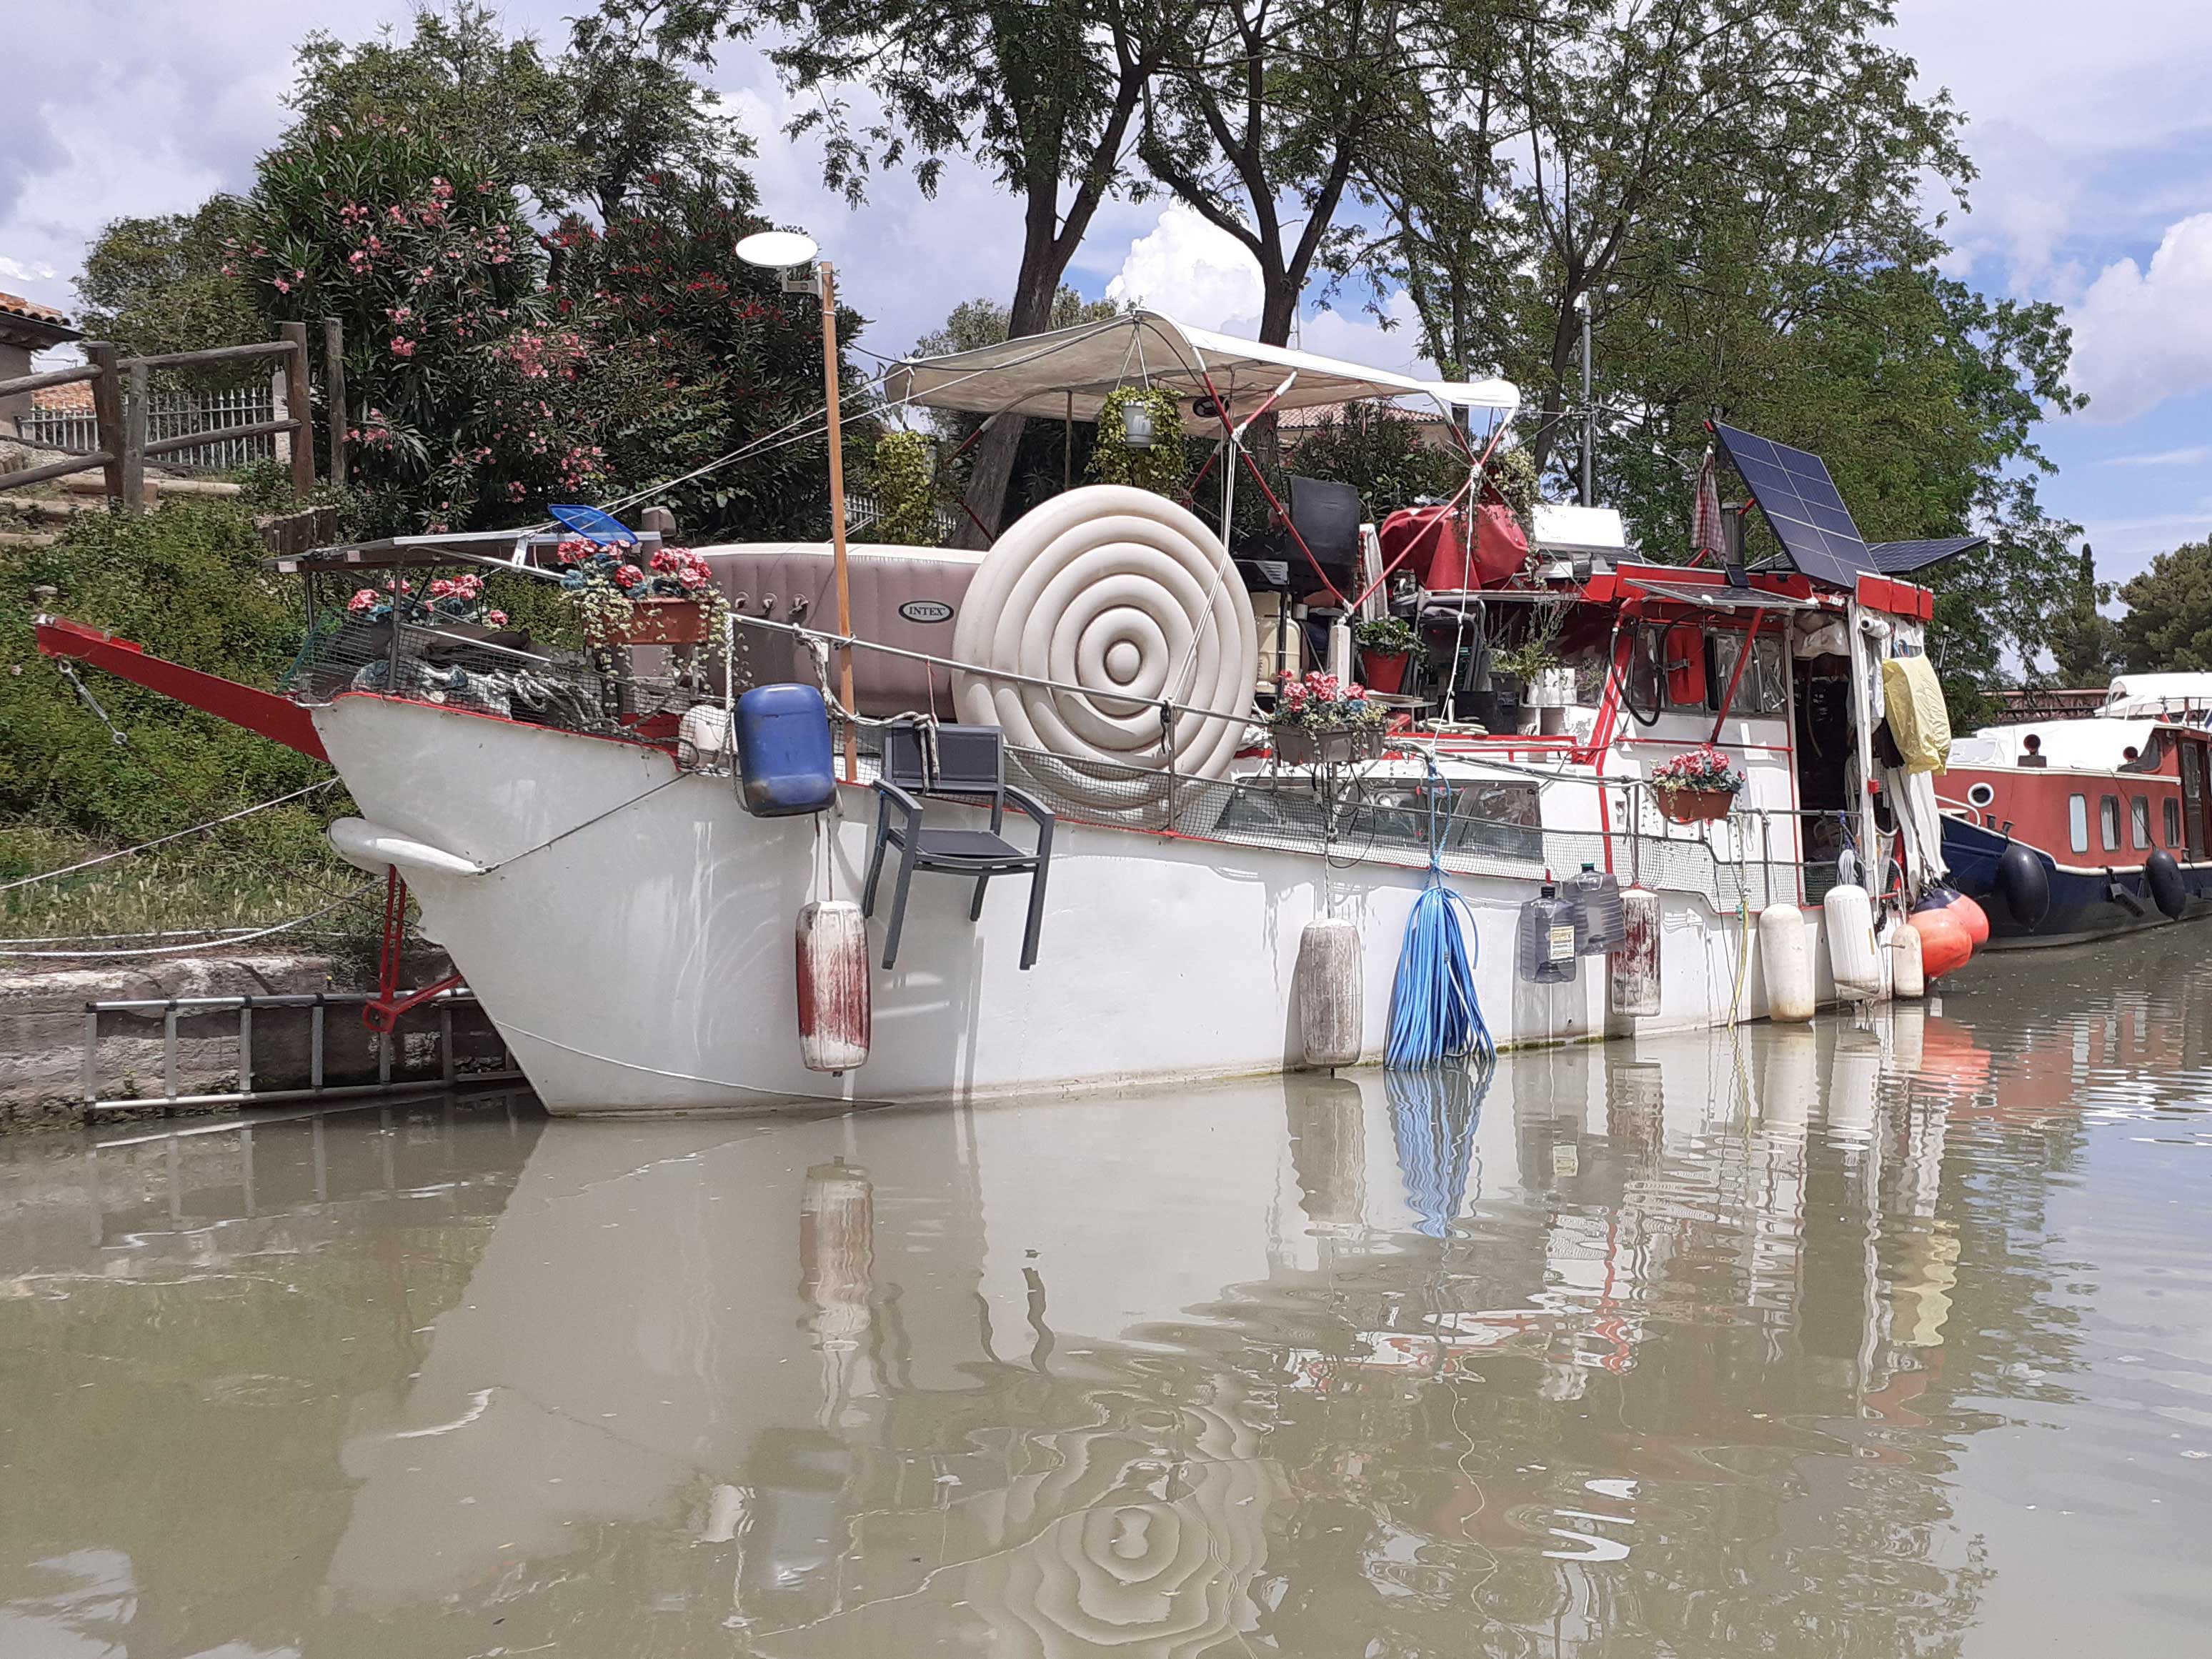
(738, 230, 857, 782)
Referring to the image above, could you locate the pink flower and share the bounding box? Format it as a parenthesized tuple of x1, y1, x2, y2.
(678, 566, 707, 591)
(271, 278, 291, 294)
(347, 589, 376, 613)
(485, 610, 507, 627)
(389, 337, 416, 358)
(614, 564, 645, 589)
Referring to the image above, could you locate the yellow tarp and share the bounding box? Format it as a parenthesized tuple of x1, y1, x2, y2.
(1882, 653, 1951, 774)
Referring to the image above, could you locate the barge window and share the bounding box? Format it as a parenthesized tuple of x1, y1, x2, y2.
(2100, 794, 2122, 851)
(2068, 794, 2089, 853)
(2168, 798, 2183, 847)
(2132, 797, 2153, 849)
(1708, 631, 1788, 717)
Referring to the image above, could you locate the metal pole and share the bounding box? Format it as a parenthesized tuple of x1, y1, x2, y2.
(1580, 299, 1594, 509)
(162, 1003, 179, 1102)
(819, 261, 857, 783)
(322, 317, 348, 487)
(238, 999, 254, 1094)
(81, 1006, 99, 1104)
(1063, 390, 1074, 492)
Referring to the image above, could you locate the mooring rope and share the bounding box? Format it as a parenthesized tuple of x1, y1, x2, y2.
(0, 779, 342, 894)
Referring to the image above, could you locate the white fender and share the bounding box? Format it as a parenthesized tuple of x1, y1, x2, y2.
(1889, 920, 1925, 1000)
(1608, 886, 1662, 1017)
(1758, 903, 1814, 1022)
(1823, 882, 1882, 1001)
(1295, 917, 1364, 1068)
(795, 900, 870, 1072)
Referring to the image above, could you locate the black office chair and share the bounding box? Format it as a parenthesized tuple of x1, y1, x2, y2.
(862, 724, 1056, 970)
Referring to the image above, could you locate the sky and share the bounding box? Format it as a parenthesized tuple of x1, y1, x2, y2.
(6, 1, 2212, 587)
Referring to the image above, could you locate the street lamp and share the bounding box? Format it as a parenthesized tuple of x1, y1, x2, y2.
(737, 229, 857, 782)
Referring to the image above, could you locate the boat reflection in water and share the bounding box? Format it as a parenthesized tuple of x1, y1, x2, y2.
(6, 932, 2212, 1655)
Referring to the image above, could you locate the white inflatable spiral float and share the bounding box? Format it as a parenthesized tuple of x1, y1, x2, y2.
(952, 485, 1257, 814)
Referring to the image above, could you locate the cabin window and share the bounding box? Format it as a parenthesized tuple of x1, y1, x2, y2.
(1707, 630, 1788, 717)
(2100, 794, 2122, 852)
(1966, 782, 1995, 809)
(2168, 798, 2183, 847)
(2068, 794, 2089, 853)
(2132, 797, 2153, 850)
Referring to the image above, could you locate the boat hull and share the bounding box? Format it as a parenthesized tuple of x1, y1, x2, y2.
(1941, 816, 2212, 947)
(314, 696, 1835, 1114)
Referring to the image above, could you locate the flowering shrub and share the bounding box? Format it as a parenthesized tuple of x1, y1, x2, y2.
(342, 571, 508, 628)
(1650, 744, 1745, 796)
(1272, 670, 1388, 729)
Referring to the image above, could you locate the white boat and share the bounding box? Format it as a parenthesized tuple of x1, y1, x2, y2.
(37, 313, 1957, 1115)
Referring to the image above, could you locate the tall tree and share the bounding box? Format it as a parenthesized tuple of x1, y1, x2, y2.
(772, 0, 1172, 541)
(2118, 541, 2212, 674)
(1492, 0, 1969, 482)
(2049, 542, 2119, 687)
(1139, 0, 1422, 347)
(75, 199, 264, 384)
(560, 0, 754, 220)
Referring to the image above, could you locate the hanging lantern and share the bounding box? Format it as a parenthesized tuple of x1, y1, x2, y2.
(1121, 399, 1157, 449)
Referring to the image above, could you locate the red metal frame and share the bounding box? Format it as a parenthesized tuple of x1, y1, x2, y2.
(364, 867, 464, 1033)
(35, 614, 329, 760)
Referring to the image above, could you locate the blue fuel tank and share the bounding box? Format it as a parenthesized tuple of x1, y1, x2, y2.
(737, 684, 837, 817)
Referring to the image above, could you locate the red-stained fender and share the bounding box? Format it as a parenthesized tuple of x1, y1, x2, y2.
(33, 614, 328, 761)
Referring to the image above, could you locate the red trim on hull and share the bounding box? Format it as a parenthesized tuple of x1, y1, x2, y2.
(34, 614, 329, 762)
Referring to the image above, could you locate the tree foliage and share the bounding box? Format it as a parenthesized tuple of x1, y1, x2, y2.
(74, 199, 266, 385)
(2118, 541, 2212, 674)
(2048, 543, 2118, 687)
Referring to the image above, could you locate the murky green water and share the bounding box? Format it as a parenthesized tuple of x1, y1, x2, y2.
(5, 935, 2211, 1657)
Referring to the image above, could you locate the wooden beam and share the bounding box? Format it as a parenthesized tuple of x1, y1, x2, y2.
(322, 317, 347, 488)
(280, 323, 314, 496)
(84, 342, 124, 502)
(139, 416, 298, 461)
(0, 451, 114, 492)
(0, 362, 102, 401)
(121, 339, 296, 370)
(122, 362, 148, 512)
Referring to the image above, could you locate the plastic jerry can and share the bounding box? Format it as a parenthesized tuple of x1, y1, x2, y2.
(1567, 862, 1625, 955)
(1518, 883, 1580, 984)
(737, 683, 838, 817)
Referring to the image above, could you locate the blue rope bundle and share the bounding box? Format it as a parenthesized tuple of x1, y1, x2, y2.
(1386, 766, 1497, 1071)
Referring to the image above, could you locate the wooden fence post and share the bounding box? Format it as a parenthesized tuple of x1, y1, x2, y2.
(85, 342, 124, 502)
(121, 362, 147, 512)
(279, 322, 314, 498)
(322, 317, 347, 488)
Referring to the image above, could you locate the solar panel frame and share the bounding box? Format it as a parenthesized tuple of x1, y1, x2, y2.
(1712, 424, 1877, 592)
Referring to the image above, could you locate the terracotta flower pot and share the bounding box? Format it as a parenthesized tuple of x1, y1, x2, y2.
(1655, 785, 1734, 824)
(599, 597, 710, 645)
(1360, 649, 1410, 694)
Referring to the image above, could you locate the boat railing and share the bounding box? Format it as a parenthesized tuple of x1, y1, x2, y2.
(279, 593, 1834, 915)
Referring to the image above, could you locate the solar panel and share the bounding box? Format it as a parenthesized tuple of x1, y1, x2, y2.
(549, 504, 638, 547)
(1869, 535, 1985, 575)
(1712, 424, 1875, 592)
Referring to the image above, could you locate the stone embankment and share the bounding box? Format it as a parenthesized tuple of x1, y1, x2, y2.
(1, 947, 497, 1127)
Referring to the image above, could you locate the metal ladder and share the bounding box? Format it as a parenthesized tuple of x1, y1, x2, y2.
(79, 987, 519, 1113)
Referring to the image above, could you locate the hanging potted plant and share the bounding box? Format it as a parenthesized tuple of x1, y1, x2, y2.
(1650, 744, 1745, 823)
(557, 537, 730, 646)
(1270, 669, 1389, 765)
(1353, 615, 1418, 695)
(1092, 386, 1188, 497)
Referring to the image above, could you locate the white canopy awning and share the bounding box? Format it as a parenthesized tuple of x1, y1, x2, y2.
(882, 309, 1520, 425)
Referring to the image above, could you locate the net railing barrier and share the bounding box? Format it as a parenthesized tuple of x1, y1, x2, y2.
(283, 599, 1830, 913)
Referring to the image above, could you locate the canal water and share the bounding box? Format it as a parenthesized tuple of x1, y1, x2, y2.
(4, 935, 2208, 1657)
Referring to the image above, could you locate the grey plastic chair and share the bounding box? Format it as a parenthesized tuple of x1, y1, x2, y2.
(862, 724, 1056, 970)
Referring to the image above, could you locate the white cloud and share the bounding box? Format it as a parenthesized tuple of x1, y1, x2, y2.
(0, 256, 57, 284)
(2099, 444, 2212, 469)
(1105, 206, 1263, 332)
(2067, 213, 2212, 424)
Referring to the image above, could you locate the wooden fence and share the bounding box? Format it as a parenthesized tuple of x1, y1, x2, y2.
(0, 319, 348, 507)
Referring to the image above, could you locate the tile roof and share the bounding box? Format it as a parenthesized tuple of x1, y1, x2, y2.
(31, 380, 95, 413)
(0, 290, 81, 339)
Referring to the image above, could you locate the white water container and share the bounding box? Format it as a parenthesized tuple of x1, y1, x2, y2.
(1823, 882, 1883, 1001)
(795, 900, 870, 1072)
(1889, 920, 1925, 1000)
(1759, 903, 1814, 1022)
(1609, 885, 1662, 1017)
(1297, 917, 1364, 1067)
